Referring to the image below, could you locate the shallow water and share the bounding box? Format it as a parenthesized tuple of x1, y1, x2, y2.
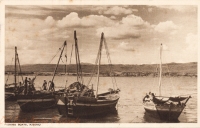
(5, 76, 197, 123)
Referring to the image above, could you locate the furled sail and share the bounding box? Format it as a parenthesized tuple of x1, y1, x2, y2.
(153, 96, 169, 104)
(169, 96, 188, 102)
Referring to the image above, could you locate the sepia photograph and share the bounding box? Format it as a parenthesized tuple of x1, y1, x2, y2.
(1, 0, 198, 126)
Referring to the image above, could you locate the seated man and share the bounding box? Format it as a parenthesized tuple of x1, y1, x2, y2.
(143, 93, 151, 103)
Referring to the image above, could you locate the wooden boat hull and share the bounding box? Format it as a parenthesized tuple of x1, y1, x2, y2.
(70, 98, 119, 117)
(57, 93, 119, 117)
(5, 86, 24, 101)
(17, 93, 56, 112)
(143, 103, 185, 121)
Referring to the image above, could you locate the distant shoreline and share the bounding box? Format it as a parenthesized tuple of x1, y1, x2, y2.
(5, 72, 197, 77)
(5, 62, 197, 77)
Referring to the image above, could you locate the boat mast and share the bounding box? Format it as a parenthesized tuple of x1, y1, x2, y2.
(159, 43, 163, 95)
(95, 32, 104, 98)
(14, 46, 17, 88)
(74, 31, 83, 84)
(74, 31, 79, 82)
(51, 41, 67, 84)
(16, 51, 23, 82)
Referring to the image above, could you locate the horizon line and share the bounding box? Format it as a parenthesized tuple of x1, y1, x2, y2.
(5, 61, 197, 66)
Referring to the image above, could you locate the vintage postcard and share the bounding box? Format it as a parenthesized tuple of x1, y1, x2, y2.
(0, 0, 199, 127)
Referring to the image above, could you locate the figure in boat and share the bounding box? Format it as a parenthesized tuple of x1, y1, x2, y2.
(143, 44, 191, 121)
(42, 80, 47, 90)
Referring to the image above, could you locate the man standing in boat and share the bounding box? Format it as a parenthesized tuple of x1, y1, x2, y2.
(24, 77, 28, 95)
(26, 76, 36, 94)
(31, 75, 37, 91)
(42, 80, 47, 90)
(48, 81, 55, 91)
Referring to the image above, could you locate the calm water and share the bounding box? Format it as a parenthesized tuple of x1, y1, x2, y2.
(5, 76, 197, 123)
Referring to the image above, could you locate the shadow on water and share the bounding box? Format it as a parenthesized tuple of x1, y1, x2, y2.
(5, 100, 59, 123)
(59, 108, 120, 123)
(143, 111, 180, 123)
(5, 100, 120, 123)
(17, 108, 60, 123)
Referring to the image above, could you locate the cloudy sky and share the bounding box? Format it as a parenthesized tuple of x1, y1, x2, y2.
(5, 5, 197, 65)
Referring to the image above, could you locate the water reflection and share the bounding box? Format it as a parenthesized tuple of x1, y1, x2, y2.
(143, 111, 182, 123)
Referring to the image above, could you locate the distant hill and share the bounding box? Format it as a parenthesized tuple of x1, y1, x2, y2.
(5, 62, 197, 76)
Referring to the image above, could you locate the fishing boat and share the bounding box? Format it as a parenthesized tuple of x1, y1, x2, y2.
(17, 41, 67, 112)
(143, 44, 191, 121)
(5, 47, 24, 101)
(56, 31, 120, 117)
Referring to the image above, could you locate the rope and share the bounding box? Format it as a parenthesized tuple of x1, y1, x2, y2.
(87, 35, 118, 91)
(87, 40, 101, 86)
(68, 44, 73, 76)
(60, 56, 64, 63)
(69, 44, 73, 66)
(64, 45, 68, 89)
(104, 37, 118, 89)
(48, 44, 63, 64)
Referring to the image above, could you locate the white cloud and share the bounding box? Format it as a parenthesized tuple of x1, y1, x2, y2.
(96, 14, 150, 39)
(102, 6, 137, 15)
(81, 15, 114, 27)
(45, 16, 56, 26)
(154, 21, 179, 35)
(57, 12, 81, 28)
(121, 15, 149, 28)
(57, 12, 114, 28)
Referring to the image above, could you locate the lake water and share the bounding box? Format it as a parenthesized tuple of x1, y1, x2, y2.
(5, 76, 197, 123)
